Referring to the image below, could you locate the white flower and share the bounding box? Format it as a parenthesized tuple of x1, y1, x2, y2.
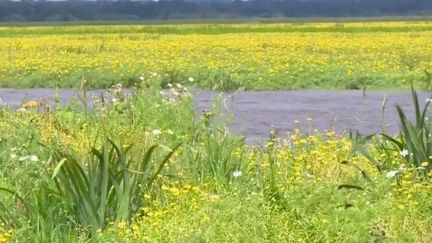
(112, 97, 118, 104)
(10, 153, 17, 159)
(29, 155, 39, 162)
(167, 83, 173, 88)
(152, 72, 158, 77)
(166, 129, 174, 135)
(386, 170, 399, 178)
(152, 129, 162, 135)
(17, 108, 27, 113)
(232, 170, 242, 178)
(400, 149, 409, 157)
(176, 83, 183, 88)
(188, 77, 194, 82)
(139, 76, 145, 81)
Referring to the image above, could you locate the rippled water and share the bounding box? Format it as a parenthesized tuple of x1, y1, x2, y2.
(1, 88, 431, 143)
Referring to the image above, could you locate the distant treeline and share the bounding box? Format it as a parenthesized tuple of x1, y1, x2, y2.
(0, 0, 432, 22)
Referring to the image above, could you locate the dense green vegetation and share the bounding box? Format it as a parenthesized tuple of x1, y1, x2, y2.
(3, 22, 432, 37)
(1, 83, 432, 242)
(1, 16, 432, 241)
(1, 22, 432, 90)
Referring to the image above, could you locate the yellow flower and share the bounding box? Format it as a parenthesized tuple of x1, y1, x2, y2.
(117, 221, 127, 230)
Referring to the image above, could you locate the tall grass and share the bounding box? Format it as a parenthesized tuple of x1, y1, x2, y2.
(187, 98, 246, 183)
(51, 138, 180, 233)
(0, 138, 181, 237)
(381, 87, 432, 169)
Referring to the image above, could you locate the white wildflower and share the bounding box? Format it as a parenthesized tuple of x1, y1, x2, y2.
(139, 76, 145, 81)
(166, 129, 174, 135)
(29, 155, 39, 162)
(386, 170, 398, 179)
(232, 170, 242, 178)
(10, 153, 17, 159)
(400, 149, 409, 157)
(188, 77, 194, 82)
(152, 129, 162, 135)
(17, 108, 27, 113)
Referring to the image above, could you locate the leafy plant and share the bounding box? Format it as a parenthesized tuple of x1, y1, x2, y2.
(49, 138, 181, 233)
(260, 128, 288, 210)
(0, 138, 181, 237)
(349, 130, 382, 172)
(422, 69, 432, 91)
(381, 87, 432, 168)
(186, 92, 246, 183)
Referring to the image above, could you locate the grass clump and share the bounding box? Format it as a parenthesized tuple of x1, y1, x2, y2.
(45, 139, 180, 234)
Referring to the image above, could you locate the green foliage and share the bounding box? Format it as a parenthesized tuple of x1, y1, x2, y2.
(2, 22, 432, 91)
(381, 87, 432, 168)
(2, 84, 432, 241)
(0, 138, 181, 239)
(422, 69, 432, 91)
(349, 131, 383, 172)
(197, 69, 246, 91)
(48, 139, 180, 233)
(184, 95, 246, 183)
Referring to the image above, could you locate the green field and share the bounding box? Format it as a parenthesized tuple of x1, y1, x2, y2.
(0, 21, 431, 90)
(1, 21, 432, 242)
